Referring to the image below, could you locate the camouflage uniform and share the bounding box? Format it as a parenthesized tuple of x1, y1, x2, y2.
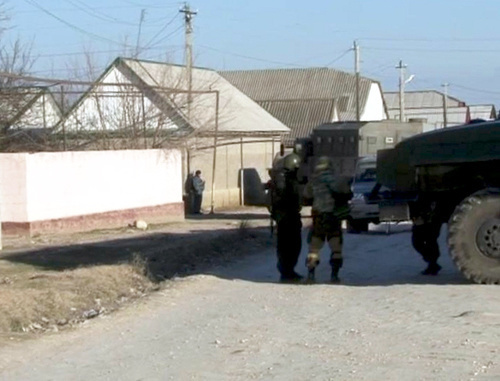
(304, 157, 352, 281)
(409, 197, 443, 275)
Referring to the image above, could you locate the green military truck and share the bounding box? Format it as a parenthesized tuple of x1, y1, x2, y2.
(376, 120, 500, 284)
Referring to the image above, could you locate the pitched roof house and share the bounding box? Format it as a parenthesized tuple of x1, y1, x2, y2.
(221, 68, 388, 146)
(384, 90, 470, 129)
(59, 57, 290, 209)
(0, 86, 61, 131)
(469, 104, 497, 120)
(60, 57, 289, 140)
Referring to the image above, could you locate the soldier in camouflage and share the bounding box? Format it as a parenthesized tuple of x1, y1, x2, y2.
(303, 156, 352, 282)
(409, 196, 444, 275)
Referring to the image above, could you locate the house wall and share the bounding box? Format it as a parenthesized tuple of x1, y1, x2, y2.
(63, 67, 177, 132)
(0, 149, 183, 235)
(12, 94, 61, 129)
(188, 138, 279, 209)
(387, 107, 469, 129)
(0, 154, 29, 222)
(361, 83, 388, 121)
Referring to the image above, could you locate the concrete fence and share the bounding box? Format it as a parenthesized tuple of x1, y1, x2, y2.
(0, 149, 183, 236)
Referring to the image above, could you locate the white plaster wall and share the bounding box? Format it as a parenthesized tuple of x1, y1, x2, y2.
(0, 154, 29, 222)
(22, 149, 182, 222)
(361, 83, 388, 121)
(12, 95, 61, 129)
(63, 67, 178, 132)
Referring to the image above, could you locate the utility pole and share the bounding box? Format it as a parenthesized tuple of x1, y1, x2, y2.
(442, 82, 449, 128)
(396, 60, 407, 122)
(135, 9, 146, 58)
(180, 3, 197, 117)
(354, 40, 360, 121)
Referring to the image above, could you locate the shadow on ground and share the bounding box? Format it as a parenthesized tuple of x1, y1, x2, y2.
(0, 225, 271, 282)
(185, 212, 270, 221)
(1, 219, 471, 287)
(205, 224, 472, 287)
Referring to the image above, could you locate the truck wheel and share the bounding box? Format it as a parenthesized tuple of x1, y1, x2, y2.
(448, 191, 500, 284)
(347, 219, 369, 233)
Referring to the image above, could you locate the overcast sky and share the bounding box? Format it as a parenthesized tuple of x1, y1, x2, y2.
(9, 0, 500, 107)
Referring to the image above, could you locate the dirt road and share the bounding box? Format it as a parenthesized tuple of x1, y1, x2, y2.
(1, 224, 499, 380)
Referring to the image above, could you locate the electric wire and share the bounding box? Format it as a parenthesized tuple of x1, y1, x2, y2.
(142, 13, 181, 50)
(22, 0, 135, 49)
(65, 0, 138, 26)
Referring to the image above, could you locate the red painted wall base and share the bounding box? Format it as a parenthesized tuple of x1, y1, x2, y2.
(2, 203, 184, 236)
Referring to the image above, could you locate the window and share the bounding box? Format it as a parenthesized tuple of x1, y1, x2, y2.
(385, 137, 394, 144)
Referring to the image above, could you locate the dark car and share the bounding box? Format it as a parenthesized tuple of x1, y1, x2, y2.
(347, 156, 379, 232)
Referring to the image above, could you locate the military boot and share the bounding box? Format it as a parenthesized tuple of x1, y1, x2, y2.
(330, 258, 343, 283)
(306, 253, 320, 282)
(421, 262, 441, 275)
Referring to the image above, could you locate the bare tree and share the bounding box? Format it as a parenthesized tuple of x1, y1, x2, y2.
(0, 3, 44, 152)
(0, 38, 36, 87)
(58, 51, 227, 153)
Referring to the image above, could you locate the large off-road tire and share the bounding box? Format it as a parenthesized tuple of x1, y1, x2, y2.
(448, 191, 500, 284)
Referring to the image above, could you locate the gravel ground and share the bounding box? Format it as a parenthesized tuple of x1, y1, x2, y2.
(0, 223, 499, 381)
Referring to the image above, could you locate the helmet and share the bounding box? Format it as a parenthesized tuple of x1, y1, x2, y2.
(282, 153, 301, 171)
(315, 156, 332, 172)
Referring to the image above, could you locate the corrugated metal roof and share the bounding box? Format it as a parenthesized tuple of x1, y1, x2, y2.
(221, 68, 374, 102)
(220, 68, 380, 145)
(384, 90, 464, 109)
(315, 121, 366, 131)
(257, 98, 337, 145)
(469, 104, 496, 120)
(117, 58, 290, 135)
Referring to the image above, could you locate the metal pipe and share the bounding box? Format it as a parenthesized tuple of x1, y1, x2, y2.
(210, 91, 220, 214)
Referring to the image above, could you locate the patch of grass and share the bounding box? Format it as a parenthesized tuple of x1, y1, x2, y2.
(0, 265, 154, 334)
(0, 224, 271, 336)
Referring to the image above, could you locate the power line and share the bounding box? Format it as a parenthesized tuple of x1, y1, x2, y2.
(449, 83, 500, 96)
(22, 0, 135, 48)
(66, 0, 138, 26)
(146, 25, 184, 49)
(359, 37, 500, 42)
(16, 3, 181, 14)
(324, 49, 351, 67)
(364, 46, 500, 53)
(121, 0, 182, 9)
(142, 13, 181, 50)
(199, 44, 306, 67)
